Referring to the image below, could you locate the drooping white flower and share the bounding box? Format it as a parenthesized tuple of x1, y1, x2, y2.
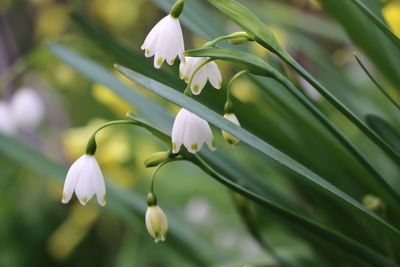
(222, 113, 240, 146)
(62, 154, 106, 207)
(141, 15, 185, 69)
(10, 88, 45, 130)
(146, 205, 168, 243)
(179, 57, 222, 95)
(0, 101, 16, 135)
(171, 108, 216, 154)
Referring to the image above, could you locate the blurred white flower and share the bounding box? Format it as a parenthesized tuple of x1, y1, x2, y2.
(146, 205, 168, 243)
(10, 88, 45, 130)
(0, 101, 16, 135)
(179, 57, 222, 95)
(62, 154, 106, 207)
(171, 108, 216, 154)
(222, 113, 240, 145)
(141, 15, 184, 69)
(184, 196, 212, 224)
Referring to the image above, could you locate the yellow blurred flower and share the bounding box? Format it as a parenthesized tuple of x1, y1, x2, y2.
(383, 2, 400, 37)
(47, 204, 99, 260)
(35, 4, 68, 39)
(88, 0, 144, 33)
(92, 83, 133, 116)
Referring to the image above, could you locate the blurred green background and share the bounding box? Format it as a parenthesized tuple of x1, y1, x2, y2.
(0, 0, 400, 266)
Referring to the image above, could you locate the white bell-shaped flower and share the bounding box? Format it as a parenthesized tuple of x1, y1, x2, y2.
(0, 101, 16, 135)
(10, 88, 45, 130)
(222, 113, 241, 145)
(171, 108, 216, 154)
(141, 15, 185, 69)
(62, 154, 106, 207)
(146, 205, 168, 243)
(179, 57, 222, 95)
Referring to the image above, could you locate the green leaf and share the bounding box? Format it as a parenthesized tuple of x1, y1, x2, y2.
(366, 115, 400, 153)
(349, 0, 400, 50)
(206, 0, 400, 166)
(115, 64, 400, 243)
(185, 46, 400, 208)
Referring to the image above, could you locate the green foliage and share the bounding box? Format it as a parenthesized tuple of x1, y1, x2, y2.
(1, 0, 400, 266)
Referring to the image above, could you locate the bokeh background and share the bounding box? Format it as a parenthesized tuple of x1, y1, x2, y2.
(0, 0, 399, 267)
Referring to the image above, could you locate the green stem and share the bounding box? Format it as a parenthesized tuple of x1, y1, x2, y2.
(226, 70, 247, 103)
(204, 32, 252, 47)
(150, 159, 173, 193)
(354, 53, 400, 112)
(85, 120, 137, 155)
(183, 58, 212, 95)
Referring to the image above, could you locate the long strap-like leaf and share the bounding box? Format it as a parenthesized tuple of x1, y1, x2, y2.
(206, 0, 400, 165)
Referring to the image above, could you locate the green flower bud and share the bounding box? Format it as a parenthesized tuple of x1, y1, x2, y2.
(144, 151, 171, 168)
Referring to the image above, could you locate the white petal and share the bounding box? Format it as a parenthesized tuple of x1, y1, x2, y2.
(75, 156, 100, 205)
(153, 15, 184, 68)
(141, 16, 167, 58)
(62, 155, 87, 204)
(224, 113, 240, 126)
(190, 68, 208, 95)
(92, 158, 106, 206)
(171, 109, 187, 153)
(206, 62, 222, 89)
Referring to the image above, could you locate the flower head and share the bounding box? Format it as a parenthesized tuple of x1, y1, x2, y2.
(171, 108, 216, 154)
(222, 113, 241, 146)
(146, 205, 168, 243)
(62, 154, 106, 207)
(141, 15, 184, 69)
(180, 57, 222, 95)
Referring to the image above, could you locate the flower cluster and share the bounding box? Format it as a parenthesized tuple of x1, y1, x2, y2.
(62, 0, 246, 244)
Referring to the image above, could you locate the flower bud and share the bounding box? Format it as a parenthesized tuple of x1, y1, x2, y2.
(228, 32, 252, 45)
(145, 204, 168, 243)
(222, 113, 241, 146)
(144, 151, 170, 168)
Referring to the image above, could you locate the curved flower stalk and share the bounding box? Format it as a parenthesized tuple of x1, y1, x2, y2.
(222, 113, 241, 146)
(172, 108, 216, 154)
(62, 154, 106, 206)
(180, 57, 222, 95)
(141, 0, 185, 69)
